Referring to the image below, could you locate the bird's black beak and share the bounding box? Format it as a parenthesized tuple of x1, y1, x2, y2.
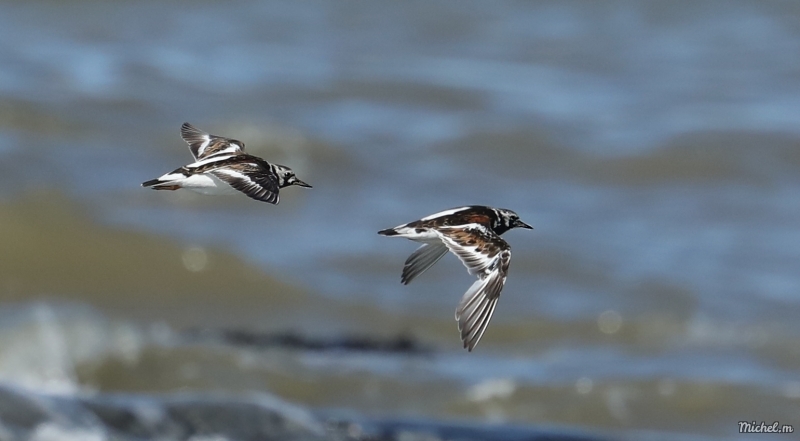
(293, 179, 312, 188)
(514, 219, 533, 230)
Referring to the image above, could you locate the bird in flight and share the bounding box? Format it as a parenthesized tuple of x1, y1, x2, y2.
(379, 205, 532, 351)
(142, 122, 311, 204)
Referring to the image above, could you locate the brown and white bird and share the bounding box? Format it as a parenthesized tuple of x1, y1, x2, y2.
(379, 206, 532, 351)
(142, 123, 311, 204)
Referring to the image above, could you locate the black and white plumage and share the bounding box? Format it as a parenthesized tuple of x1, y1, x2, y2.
(378, 206, 532, 351)
(142, 123, 311, 204)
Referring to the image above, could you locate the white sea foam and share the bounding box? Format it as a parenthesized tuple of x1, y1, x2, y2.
(30, 423, 106, 441)
(0, 302, 145, 396)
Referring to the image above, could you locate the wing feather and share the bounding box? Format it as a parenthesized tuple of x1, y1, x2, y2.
(401, 242, 449, 285)
(181, 122, 245, 160)
(434, 225, 508, 276)
(434, 225, 511, 351)
(210, 164, 280, 204)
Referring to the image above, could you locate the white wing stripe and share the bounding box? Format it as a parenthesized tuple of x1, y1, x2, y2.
(420, 206, 471, 221)
(206, 143, 243, 158)
(213, 167, 253, 182)
(196, 135, 212, 157)
(185, 154, 239, 168)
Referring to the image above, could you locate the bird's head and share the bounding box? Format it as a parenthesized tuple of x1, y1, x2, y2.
(496, 208, 533, 233)
(275, 165, 312, 189)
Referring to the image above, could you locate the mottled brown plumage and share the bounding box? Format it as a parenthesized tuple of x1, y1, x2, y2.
(379, 206, 532, 351)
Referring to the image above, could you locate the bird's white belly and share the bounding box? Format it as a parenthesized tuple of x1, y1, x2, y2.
(181, 173, 237, 195)
(393, 227, 441, 242)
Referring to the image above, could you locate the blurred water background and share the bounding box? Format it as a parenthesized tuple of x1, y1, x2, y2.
(0, 1, 799, 440)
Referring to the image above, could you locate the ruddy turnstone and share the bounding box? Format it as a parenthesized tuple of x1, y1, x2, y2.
(379, 206, 532, 351)
(142, 122, 311, 204)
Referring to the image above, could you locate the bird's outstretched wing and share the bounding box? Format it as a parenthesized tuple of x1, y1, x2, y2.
(434, 225, 511, 351)
(209, 161, 280, 204)
(181, 122, 246, 160)
(401, 242, 449, 285)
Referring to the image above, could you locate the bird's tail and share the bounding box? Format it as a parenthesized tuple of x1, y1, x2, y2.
(141, 173, 183, 190)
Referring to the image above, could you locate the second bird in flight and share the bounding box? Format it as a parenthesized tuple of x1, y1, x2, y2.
(142, 123, 311, 204)
(379, 206, 532, 351)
